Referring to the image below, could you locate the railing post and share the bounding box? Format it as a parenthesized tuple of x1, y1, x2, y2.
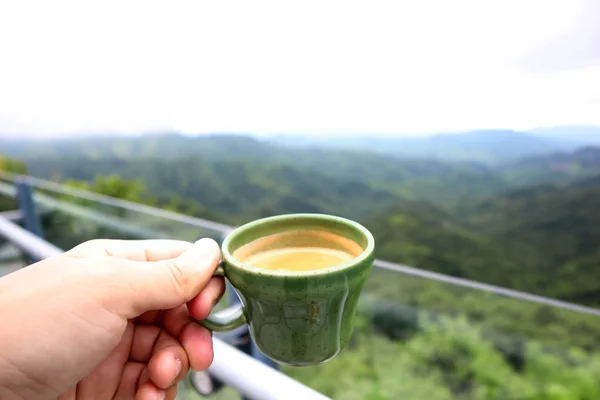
(16, 178, 43, 239)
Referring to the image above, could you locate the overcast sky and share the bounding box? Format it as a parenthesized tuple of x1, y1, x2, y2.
(1, 0, 599, 138)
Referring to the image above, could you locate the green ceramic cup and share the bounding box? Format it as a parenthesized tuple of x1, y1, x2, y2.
(198, 213, 375, 366)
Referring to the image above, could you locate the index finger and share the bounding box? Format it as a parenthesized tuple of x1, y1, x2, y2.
(65, 239, 194, 261)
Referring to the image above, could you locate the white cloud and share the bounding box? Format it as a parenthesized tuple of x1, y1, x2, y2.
(0, 0, 599, 137)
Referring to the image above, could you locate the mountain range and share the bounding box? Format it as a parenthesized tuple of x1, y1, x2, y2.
(2, 131, 600, 307)
(3, 125, 600, 164)
(268, 125, 600, 163)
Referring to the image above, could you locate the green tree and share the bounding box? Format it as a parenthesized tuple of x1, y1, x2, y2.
(64, 175, 144, 202)
(0, 154, 28, 175)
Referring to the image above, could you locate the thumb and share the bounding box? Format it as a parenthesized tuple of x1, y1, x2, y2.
(105, 238, 222, 318)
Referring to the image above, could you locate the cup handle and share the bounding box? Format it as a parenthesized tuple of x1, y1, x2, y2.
(197, 260, 248, 332)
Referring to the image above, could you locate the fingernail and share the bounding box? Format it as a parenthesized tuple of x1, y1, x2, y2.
(158, 390, 166, 400)
(174, 357, 182, 377)
(192, 238, 218, 259)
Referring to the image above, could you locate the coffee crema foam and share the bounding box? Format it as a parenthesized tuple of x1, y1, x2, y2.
(232, 230, 364, 272)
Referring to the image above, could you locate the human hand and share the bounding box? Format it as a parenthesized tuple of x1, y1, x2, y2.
(0, 238, 224, 400)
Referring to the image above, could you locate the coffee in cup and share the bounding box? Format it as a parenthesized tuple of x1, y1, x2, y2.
(232, 230, 364, 272)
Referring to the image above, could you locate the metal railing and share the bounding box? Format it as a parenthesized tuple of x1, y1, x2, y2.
(0, 213, 330, 400)
(1, 172, 598, 318)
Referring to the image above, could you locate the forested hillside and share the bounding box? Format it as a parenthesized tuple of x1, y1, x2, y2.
(2, 136, 600, 400)
(498, 146, 600, 186)
(6, 133, 600, 206)
(2, 135, 600, 306)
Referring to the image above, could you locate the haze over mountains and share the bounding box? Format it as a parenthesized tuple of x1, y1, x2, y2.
(271, 125, 600, 163)
(4, 125, 600, 164)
